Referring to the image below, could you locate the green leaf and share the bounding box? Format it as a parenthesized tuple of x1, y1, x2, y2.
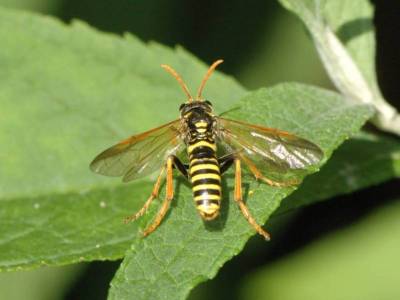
(277, 0, 400, 135)
(281, 0, 378, 93)
(240, 199, 400, 300)
(0, 6, 245, 271)
(108, 84, 373, 300)
(321, 1, 378, 93)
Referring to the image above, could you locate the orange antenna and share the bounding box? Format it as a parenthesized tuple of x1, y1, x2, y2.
(161, 64, 193, 102)
(196, 59, 224, 100)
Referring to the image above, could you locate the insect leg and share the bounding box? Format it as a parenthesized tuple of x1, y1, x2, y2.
(234, 159, 271, 241)
(143, 156, 175, 237)
(124, 165, 166, 224)
(171, 155, 189, 179)
(218, 153, 235, 174)
(240, 155, 300, 187)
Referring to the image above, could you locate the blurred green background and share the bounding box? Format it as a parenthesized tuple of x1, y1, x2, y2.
(1, 0, 399, 299)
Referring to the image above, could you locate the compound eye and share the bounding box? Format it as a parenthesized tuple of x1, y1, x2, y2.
(204, 100, 212, 106)
(179, 103, 185, 110)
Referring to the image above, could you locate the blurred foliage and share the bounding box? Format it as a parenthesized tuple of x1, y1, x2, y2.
(0, 0, 331, 89)
(0, 0, 60, 13)
(240, 199, 400, 300)
(0, 264, 82, 300)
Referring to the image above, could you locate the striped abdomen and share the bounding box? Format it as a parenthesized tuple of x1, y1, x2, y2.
(188, 139, 221, 220)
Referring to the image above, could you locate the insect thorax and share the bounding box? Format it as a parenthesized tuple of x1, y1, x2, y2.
(180, 101, 216, 143)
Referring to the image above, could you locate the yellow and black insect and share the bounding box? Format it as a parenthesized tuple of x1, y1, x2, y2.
(90, 60, 323, 240)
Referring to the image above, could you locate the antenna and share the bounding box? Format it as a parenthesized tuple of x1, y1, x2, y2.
(161, 64, 193, 102)
(196, 59, 224, 100)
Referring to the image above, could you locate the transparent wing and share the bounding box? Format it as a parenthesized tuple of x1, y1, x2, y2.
(216, 117, 323, 183)
(90, 119, 184, 182)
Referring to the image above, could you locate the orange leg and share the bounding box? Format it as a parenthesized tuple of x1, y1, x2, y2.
(240, 155, 299, 187)
(124, 165, 166, 224)
(143, 156, 175, 237)
(234, 159, 271, 241)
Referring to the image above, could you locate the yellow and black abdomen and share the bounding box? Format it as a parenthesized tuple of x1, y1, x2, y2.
(188, 139, 221, 220)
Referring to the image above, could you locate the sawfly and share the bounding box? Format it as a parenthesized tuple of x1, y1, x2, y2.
(90, 60, 323, 240)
